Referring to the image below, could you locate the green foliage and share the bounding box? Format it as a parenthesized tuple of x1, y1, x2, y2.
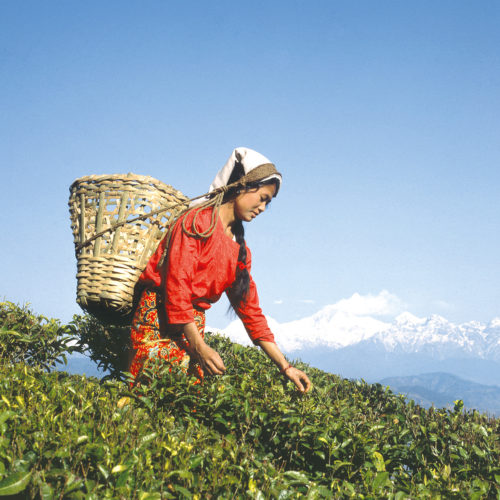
(69, 313, 131, 380)
(0, 301, 79, 370)
(0, 326, 499, 498)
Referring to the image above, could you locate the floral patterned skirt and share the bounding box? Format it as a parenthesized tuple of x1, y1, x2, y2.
(129, 289, 205, 382)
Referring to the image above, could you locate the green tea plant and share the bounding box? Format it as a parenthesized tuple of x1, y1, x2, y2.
(69, 313, 131, 380)
(0, 303, 499, 498)
(0, 301, 78, 370)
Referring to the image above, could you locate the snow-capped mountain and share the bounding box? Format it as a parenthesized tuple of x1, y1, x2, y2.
(220, 293, 500, 362)
(378, 313, 500, 360)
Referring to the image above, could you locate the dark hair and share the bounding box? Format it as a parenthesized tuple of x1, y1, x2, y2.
(225, 162, 279, 311)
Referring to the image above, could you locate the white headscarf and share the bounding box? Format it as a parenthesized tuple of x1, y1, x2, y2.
(191, 147, 281, 207)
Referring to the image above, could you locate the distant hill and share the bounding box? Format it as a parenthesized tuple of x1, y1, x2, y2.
(292, 344, 500, 387)
(64, 352, 107, 378)
(380, 372, 500, 416)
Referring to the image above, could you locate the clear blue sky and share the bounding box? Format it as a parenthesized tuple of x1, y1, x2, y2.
(1, 1, 499, 328)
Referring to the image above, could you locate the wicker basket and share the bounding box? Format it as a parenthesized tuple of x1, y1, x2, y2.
(69, 173, 188, 324)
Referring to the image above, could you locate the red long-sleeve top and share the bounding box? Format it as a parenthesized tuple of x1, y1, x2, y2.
(138, 207, 276, 344)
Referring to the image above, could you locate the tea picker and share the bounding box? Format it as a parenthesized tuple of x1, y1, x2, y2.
(69, 147, 311, 393)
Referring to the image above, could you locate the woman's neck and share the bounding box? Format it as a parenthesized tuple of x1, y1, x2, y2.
(218, 202, 238, 238)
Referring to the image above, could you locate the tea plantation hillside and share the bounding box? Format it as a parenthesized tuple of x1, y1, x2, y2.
(1, 302, 499, 498)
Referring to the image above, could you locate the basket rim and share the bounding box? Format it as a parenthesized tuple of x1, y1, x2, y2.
(69, 173, 186, 195)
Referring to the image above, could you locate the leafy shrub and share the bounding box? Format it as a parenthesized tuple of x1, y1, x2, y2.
(0, 301, 78, 370)
(69, 313, 131, 380)
(0, 330, 499, 498)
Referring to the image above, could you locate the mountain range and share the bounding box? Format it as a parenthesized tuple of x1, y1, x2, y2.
(222, 304, 500, 361)
(220, 292, 500, 388)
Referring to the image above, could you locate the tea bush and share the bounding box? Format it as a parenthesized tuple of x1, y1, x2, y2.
(69, 313, 131, 380)
(0, 302, 499, 498)
(0, 301, 78, 370)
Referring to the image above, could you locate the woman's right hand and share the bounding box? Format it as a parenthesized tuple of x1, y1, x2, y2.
(193, 343, 226, 375)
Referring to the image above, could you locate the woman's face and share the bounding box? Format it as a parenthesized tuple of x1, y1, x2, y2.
(234, 184, 277, 222)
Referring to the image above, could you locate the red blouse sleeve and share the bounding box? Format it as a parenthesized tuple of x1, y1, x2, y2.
(163, 215, 201, 324)
(227, 249, 276, 345)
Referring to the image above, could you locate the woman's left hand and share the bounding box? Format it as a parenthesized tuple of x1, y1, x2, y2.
(284, 366, 312, 393)
(257, 340, 312, 394)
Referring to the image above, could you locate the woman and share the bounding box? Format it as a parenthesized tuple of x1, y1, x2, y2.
(129, 147, 311, 393)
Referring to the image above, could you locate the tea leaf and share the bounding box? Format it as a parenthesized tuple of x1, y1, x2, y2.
(0, 471, 32, 495)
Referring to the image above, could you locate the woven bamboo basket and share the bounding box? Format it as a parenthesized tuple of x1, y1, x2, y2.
(69, 173, 188, 324)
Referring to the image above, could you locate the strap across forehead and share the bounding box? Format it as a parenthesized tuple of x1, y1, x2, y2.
(237, 163, 281, 186)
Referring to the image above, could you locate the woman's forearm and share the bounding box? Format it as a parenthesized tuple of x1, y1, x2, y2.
(182, 321, 205, 349)
(256, 340, 290, 371)
(182, 322, 226, 375)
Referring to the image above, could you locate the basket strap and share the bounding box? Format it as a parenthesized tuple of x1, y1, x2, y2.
(157, 163, 280, 266)
(75, 163, 281, 252)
